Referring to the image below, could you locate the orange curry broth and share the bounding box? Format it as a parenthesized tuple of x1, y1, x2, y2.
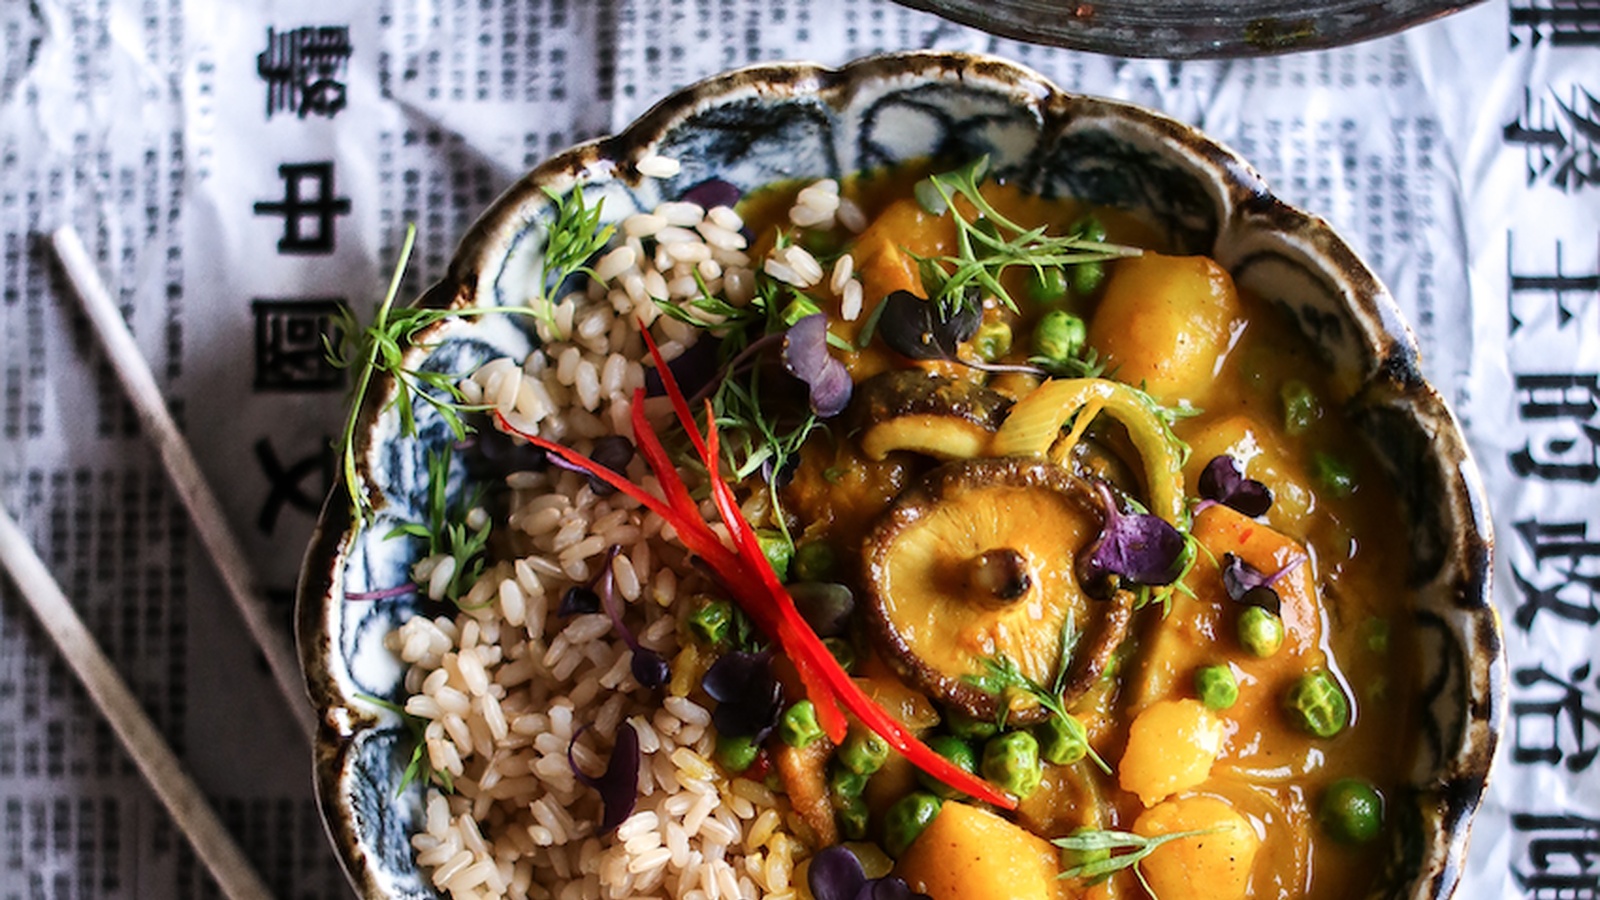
(747, 168, 1417, 899)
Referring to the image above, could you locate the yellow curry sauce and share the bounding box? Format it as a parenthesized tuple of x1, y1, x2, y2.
(762, 170, 1417, 900)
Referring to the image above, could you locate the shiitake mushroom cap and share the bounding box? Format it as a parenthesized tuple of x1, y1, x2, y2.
(861, 457, 1131, 724)
(852, 369, 1013, 461)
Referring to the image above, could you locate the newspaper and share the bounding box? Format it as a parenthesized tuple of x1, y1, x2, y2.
(0, 0, 1595, 895)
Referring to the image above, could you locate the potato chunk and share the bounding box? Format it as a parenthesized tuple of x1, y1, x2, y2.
(895, 801, 1071, 900)
(1118, 699, 1225, 807)
(1086, 253, 1246, 407)
(1133, 796, 1259, 900)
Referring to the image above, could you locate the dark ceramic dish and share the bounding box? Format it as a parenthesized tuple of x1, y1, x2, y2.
(895, 0, 1483, 58)
(298, 51, 1501, 899)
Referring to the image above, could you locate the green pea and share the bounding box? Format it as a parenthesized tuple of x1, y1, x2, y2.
(823, 636, 857, 673)
(1069, 261, 1105, 298)
(1319, 778, 1384, 843)
(1281, 379, 1319, 436)
(1314, 451, 1356, 498)
(917, 736, 978, 799)
(1195, 665, 1240, 711)
(800, 228, 843, 258)
(1032, 310, 1087, 364)
(1071, 214, 1108, 244)
(946, 710, 998, 742)
(828, 764, 868, 804)
(883, 791, 944, 857)
(791, 541, 838, 582)
(1238, 605, 1286, 658)
(687, 598, 733, 646)
(714, 733, 761, 773)
(1034, 714, 1090, 766)
(1026, 266, 1070, 304)
(779, 700, 823, 749)
(1285, 669, 1351, 738)
(981, 731, 1042, 799)
(756, 530, 793, 581)
(972, 321, 1014, 362)
(839, 728, 891, 776)
(836, 795, 869, 841)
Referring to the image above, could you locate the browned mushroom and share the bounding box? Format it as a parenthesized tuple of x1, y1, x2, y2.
(861, 458, 1131, 724)
(854, 370, 1012, 461)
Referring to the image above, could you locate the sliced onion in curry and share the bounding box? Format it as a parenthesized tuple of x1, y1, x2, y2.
(861, 458, 1132, 724)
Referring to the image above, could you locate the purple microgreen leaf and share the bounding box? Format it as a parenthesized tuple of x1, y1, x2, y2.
(586, 435, 636, 497)
(558, 586, 600, 617)
(1221, 552, 1270, 600)
(631, 649, 671, 689)
(782, 314, 852, 417)
(567, 723, 640, 834)
(1198, 455, 1272, 517)
(808, 845, 868, 900)
(702, 651, 785, 740)
(344, 583, 420, 601)
(595, 545, 667, 688)
(1220, 551, 1306, 615)
(680, 178, 742, 211)
(788, 582, 855, 638)
(1079, 482, 1187, 594)
(876, 290, 979, 362)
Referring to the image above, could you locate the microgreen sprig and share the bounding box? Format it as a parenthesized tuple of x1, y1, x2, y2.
(387, 448, 492, 604)
(330, 183, 613, 530)
(913, 156, 1142, 316)
(358, 693, 454, 795)
(1053, 825, 1224, 892)
(537, 184, 617, 325)
(965, 617, 1111, 774)
(658, 258, 826, 553)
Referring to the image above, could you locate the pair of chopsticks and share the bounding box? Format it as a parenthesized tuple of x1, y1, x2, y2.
(0, 226, 325, 900)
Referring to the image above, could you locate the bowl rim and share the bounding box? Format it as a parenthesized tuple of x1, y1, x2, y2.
(892, 0, 1487, 59)
(297, 49, 1502, 900)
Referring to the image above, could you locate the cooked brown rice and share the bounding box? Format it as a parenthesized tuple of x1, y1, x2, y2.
(386, 173, 868, 900)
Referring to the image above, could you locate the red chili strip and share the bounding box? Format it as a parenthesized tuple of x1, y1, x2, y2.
(493, 331, 1020, 810)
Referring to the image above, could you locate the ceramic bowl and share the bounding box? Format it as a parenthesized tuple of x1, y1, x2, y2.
(895, 0, 1483, 58)
(297, 51, 1501, 900)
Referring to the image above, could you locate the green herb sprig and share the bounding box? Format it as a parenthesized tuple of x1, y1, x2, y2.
(965, 617, 1111, 774)
(913, 157, 1142, 316)
(358, 693, 455, 796)
(329, 184, 613, 529)
(1053, 826, 1223, 891)
(387, 448, 492, 604)
(657, 251, 827, 553)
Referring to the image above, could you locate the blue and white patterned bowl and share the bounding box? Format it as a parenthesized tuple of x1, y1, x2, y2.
(297, 52, 1502, 900)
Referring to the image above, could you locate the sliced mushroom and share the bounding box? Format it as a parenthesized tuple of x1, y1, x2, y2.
(854, 370, 1012, 461)
(862, 458, 1131, 724)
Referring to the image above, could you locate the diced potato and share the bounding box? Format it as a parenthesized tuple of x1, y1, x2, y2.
(1133, 796, 1260, 900)
(895, 801, 1074, 900)
(1118, 699, 1225, 807)
(1086, 253, 1246, 407)
(1191, 504, 1320, 660)
(854, 197, 956, 302)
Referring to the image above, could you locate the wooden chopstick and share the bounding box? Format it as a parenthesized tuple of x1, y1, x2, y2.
(49, 226, 317, 742)
(0, 505, 277, 900)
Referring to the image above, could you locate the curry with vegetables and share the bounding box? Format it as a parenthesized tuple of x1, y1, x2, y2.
(479, 157, 1421, 900)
